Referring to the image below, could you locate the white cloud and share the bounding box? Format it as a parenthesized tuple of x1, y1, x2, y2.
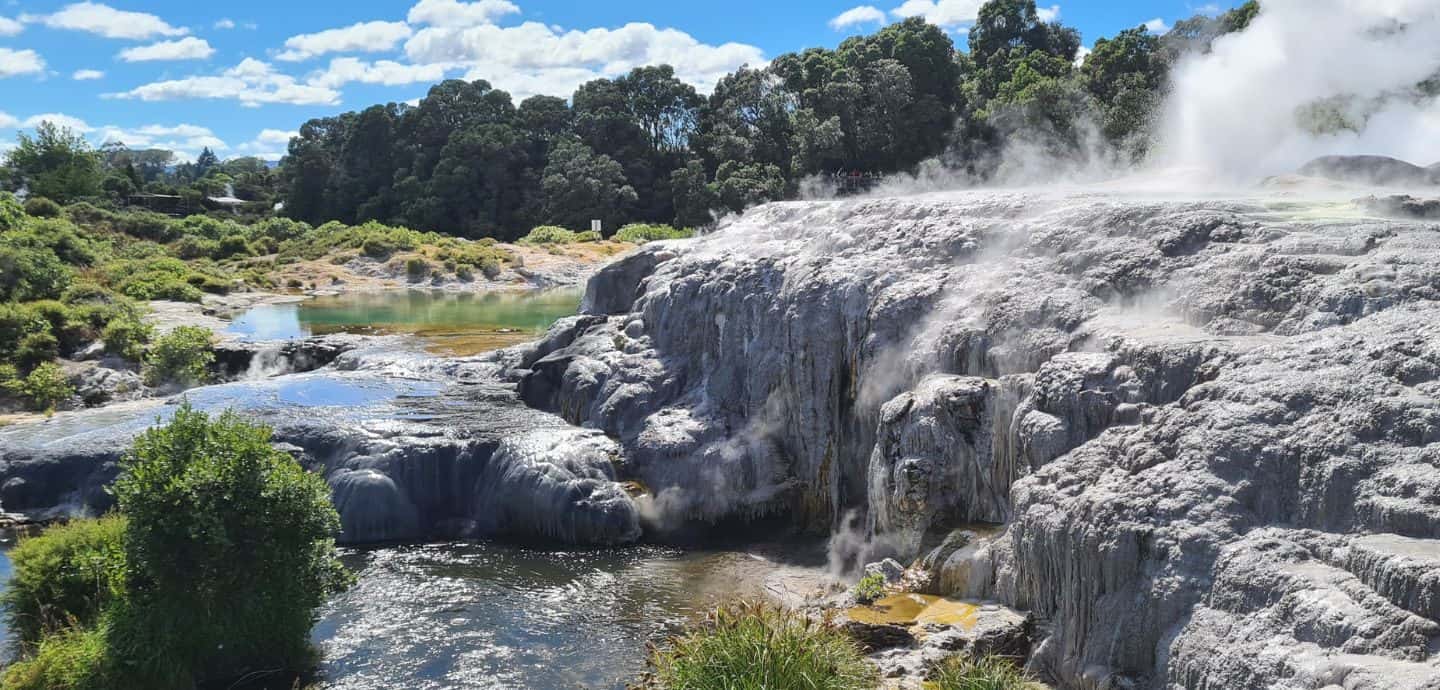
(27, 2, 187, 40)
(254, 128, 297, 146)
(1143, 17, 1171, 33)
(22, 113, 91, 132)
(1073, 44, 1091, 67)
(214, 18, 236, 29)
(308, 57, 447, 88)
(72, 69, 105, 80)
(407, 0, 519, 28)
(1037, 4, 1060, 21)
(1193, 3, 1223, 16)
(118, 37, 215, 62)
(890, 0, 984, 28)
(96, 123, 226, 152)
(235, 128, 298, 160)
(277, 21, 413, 62)
(0, 48, 45, 78)
(405, 21, 766, 99)
(106, 58, 342, 107)
(830, 6, 887, 30)
(0, 111, 18, 128)
(0, 16, 22, 36)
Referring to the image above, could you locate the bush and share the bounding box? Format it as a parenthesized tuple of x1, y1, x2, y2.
(0, 242, 73, 303)
(518, 225, 586, 245)
(170, 236, 219, 260)
(644, 602, 876, 690)
(101, 315, 151, 362)
(405, 256, 431, 281)
(927, 655, 1038, 690)
(16, 362, 73, 411)
(23, 197, 62, 218)
(852, 573, 886, 605)
(0, 193, 24, 232)
(107, 404, 350, 686)
(16, 331, 60, 372)
(2, 516, 126, 649)
(142, 326, 213, 388)
(614, 223, 694, 244)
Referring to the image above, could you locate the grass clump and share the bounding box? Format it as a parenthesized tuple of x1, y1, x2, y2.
(926, 655, 1038, 690)
(2, 516, 126, 650)
(852, 573, 886, 605)
(142, 326, 213, 388)
(643, 601, 877, 690)
(614, 223, 693, 244)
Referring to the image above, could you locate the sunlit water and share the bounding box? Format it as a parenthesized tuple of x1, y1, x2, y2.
(314, 542, 827, 690)
(228, 289, 583, 356)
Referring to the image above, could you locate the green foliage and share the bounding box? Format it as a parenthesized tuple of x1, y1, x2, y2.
(926, 655, 1038, 690)
(645, 602, 877, 690)
(0, 238, 73, 303)
(0, 193, 24, 232)
(2, 516, 127, 649)
(405, 256, 431, 281)
(15, 332, 60, 372)
(15, 362, 74, 411)
(5, 123, 103, 204)
(142, 326, 214, 388)
(614, 224, 692, 244)
(0, 626, 112, 690)
(101, 314, 151, 362)
(518, 225, 593, 245)
(108, 404, 350, 686)
(22, 198, 61, 219)
(852, 573, 886, 605)
(1, 407, 350, 690)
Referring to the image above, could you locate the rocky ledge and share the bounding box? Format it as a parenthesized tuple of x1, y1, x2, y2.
(511, 189, 1440, 689)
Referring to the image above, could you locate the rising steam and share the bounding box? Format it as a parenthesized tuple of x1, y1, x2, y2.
(1158, 0, 1440, 182)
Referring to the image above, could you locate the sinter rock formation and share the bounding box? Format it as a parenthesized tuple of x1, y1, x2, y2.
(514, 190, 1440, 689)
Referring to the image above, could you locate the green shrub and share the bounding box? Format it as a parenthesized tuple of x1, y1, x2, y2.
(101, 315, 151, 362)
(2, 516, 126, 649)
(216, 234, 252, 259)
(455, 265, 475, 282)
(0, 241, 73, 303)
(927, 655, 1038, 690)
(852, 573, 886, 604)
(113, 211, 178, 243)
(614, 223, 694, 244)
(142, 326, 213, 388)
(170, 236, 219, 260)
(518, 225, 585, 245)
(0, 626, 112, 690)
(23, 197, 62, 218)
(644, 602, 876, 690)
(0, 193, 24, 232)
(16, 362, 73, 411)
(107, 404, 350, 686)
(16, 331, 60, 372)
(405, 257, 431, 281)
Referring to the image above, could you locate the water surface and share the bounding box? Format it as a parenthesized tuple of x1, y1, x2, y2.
(228, 289, 583, 356)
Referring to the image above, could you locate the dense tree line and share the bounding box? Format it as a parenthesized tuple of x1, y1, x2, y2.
(280, 0, 1260, 238)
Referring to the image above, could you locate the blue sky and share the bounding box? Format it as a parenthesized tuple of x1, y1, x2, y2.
(0, 1, 1242, 162)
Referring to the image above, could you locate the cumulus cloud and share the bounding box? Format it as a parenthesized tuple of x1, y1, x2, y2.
(830, 5, 887, 30)
(890, 0, 984, 28)
(22, 113, 91, 132)
(1037, 4, 1060, 21)
(1073, 44, 1091, 67)
(277, 21, 413, 62)
(0, 48, 45, 77)
(405, 21, 766, 99)
(1143, 18, 1171, 33)
(96, 123, 226, 153)
(0, 16, 22, 36)
(119, 37, 215, 62)
(0, 111, 18, 128)
(308, 57, 447, 88)
(106, 58, 341, 107)
(72, 69, 105, 80)
(25, 2, 187, 40)
(407, 0, 519, 28)
(235, 128, 298, 160)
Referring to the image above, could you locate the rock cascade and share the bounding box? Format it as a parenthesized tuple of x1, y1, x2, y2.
(512, 190, 1440, 688)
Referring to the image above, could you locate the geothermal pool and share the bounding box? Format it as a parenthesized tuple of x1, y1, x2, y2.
(227, 288, 584, 356)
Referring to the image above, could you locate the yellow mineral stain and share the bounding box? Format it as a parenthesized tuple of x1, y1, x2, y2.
(847, 594, 980, 630)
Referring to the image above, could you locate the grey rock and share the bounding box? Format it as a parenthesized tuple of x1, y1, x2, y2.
(1298, 155, 1437, 187)
(864, 558, 906, 584)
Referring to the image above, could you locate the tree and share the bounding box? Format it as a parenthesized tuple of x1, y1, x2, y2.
(540, 139, 637, 232)
(4, 122, 103, 202)
(670, 159, 719, 228)
(194, 147, 219, 178)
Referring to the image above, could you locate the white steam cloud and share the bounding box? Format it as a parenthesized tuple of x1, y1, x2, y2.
(1159, 0, 1440, 182)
